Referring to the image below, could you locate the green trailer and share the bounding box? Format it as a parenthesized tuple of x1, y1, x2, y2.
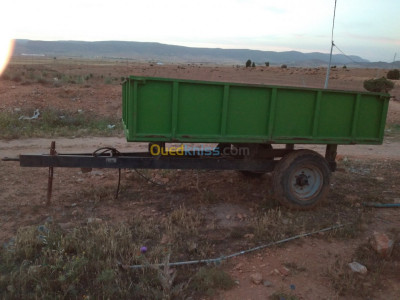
(120, 76, 389, 209)
(122, 76, 389, 145)
(4, 76, 390, 210)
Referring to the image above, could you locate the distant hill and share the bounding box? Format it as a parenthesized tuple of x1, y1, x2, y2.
(12, 39, 398, 68)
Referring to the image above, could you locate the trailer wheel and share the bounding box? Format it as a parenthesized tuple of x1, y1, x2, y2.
(273, 150, 330, 210)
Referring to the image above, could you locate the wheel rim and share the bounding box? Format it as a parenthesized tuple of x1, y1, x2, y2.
(289, 164, 323, 201)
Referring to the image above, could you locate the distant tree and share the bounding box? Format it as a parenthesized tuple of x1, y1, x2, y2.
(342, 65, 347, 69)
(245, 59, 252, 68)
(363, 77, 394, 93)
(251, 62, 255, 67)
(265, 62, 270, 67)
(281, 64, 287, 69)
(387, 69, 400, 80)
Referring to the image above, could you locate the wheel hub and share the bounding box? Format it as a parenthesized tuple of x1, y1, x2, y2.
(295, 173, 309, 187)
(289, 166, 323, 201)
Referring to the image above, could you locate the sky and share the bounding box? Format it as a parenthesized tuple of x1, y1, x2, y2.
(0, 0, 399, 62)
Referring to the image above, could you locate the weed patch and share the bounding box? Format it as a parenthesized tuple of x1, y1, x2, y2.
(190, 267, 235, 296)
(0, 109, 122, 139)
(0, 218, 234, 299)
(385, 123, 400, 141)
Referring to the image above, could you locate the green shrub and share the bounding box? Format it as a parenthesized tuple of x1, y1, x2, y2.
(265, 62, 270, 67)
(386, 69, 400, 80)
(281, 64, 287, 69)
(37, 78, 48, 85)
(11, 75, 22, 83)
(363, 77, 394, 93)
(251, 62, 255, 67)
(245, 59, 252, 68)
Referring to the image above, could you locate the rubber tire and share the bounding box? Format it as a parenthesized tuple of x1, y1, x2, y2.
(273, 149, 331, 210)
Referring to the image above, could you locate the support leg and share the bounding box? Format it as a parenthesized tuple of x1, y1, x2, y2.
(325, 144, 337, 172)
(47, 141, 56, 206)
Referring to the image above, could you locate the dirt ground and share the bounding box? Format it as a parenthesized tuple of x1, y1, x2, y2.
(1, 61, 400, 299)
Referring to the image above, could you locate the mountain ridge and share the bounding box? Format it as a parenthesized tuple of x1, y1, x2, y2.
(13, 39, 399, 68)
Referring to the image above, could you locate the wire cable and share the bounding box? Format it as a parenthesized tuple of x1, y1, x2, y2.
(333, 43, 365, 66)
(133, 169, 166, 186)
(123, 223, 348, 269)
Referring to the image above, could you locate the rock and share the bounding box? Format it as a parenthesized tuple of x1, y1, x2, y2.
(244, 233, 255, 239)
(370, 232, 394, 258)
(160, 177, 169, 184)
(263, 280, 273, 287)
(160, 234, 171, 244)
(87, 217, 103, 224)
(37, 224, 49, 234)
(91, 170, 104, 176)
(360, 223, 369, 231)
(234, 263, 243, 270)
(250, 272, 263, 285)
(44, 216, 53, 224)
(187, 241, 197, 252)
(58, 222, 74, 230)
(282, 218, 289, 225)
(375, 177, 385, 182)
(348, 261, 368, 274)
(28, 265, 41, 274)
(225, 215, 231, 220)
(278, 266, 290, 276)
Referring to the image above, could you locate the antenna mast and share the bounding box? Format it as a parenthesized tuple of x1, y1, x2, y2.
(324, 0, 337, 89)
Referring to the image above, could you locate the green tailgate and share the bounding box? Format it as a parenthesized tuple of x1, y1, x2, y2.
(122, 76, 390, 145)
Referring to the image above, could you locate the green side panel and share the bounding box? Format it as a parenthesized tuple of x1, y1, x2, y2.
(122, 81, 130, 136)
(136, 81, 173, 135)
(318, 92, 355, 138)
(356, 94, 384, 139)
(226, 86, 270, 136)
(123, 76, 390, 145)
(273, 90, 316, 137)
(177, 83, 223, 136)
